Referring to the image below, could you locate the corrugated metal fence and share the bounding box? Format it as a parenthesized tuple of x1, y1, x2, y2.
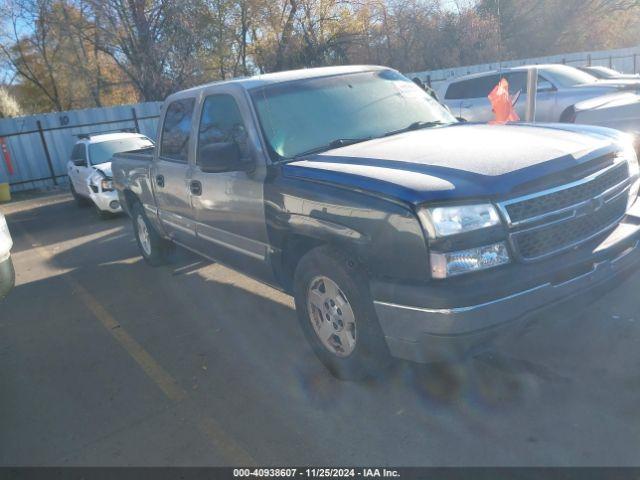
(0, 102, 161, 192)
(410, 44, 640, 93)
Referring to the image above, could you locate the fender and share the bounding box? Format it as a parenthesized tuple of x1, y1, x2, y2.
(281, 213, 370, 247)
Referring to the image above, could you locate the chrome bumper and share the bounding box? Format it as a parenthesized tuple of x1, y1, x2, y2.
(375, 226, 640, 363)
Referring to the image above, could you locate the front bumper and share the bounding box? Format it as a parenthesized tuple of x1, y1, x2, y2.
(373, 209, 640, 363)
(0, 254, 15, 300)
(89, 189, 122, 213)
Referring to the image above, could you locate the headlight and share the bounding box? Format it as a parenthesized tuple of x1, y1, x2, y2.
(0, 215, 13, 262)
(620, 139, 640, 209)
(618, 136, 640, 209)
(430, 242, 510, 279)
(101, 178, 114, 191)
(418, 203, 501, 238)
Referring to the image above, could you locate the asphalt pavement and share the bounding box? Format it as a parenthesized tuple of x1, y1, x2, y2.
(1, 191, 640, 466)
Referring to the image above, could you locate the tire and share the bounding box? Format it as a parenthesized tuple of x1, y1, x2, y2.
(559, 105, 577, 123)
(131, 202, 172, 266)
(95, 204, 112, 220)
(293, 246, 391, 380)
(70, 182, 91, 207)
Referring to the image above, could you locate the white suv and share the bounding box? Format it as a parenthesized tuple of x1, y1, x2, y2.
(0, 212, 14, 300)
(67, 132, 153, 218)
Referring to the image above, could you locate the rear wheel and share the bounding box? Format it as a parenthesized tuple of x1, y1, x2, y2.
(293, 246, 391, 380)
(131, 202, 172, 266)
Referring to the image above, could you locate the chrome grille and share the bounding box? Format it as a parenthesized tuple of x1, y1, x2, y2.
(505, 163, 628, 223)
(498, 159, 631, 261)
(512, 195, 627, 260)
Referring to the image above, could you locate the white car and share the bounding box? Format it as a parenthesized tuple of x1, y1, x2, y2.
(0, 212, 14, 300)
(67, 132, 154, 218)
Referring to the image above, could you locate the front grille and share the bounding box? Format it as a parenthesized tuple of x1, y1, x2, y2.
(498, 158, 632, 261)
(512, 195, 628, 260)
(505, 162, 629, 223)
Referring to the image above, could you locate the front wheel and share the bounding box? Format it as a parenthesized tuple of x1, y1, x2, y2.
(70, 182, 90, 207)
(293, 246, 391, 380)
(131, 202, 172, 266)
(95, 204, 112, 220)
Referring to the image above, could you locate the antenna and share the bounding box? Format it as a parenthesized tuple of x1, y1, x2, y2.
(497, 0, 503, 76)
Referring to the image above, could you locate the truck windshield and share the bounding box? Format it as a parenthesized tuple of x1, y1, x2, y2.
(251, 70, 456, 161)
(89, 137, 153, 165)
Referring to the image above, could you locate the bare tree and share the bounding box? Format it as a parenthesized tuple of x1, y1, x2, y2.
(0, 0, 66, 110)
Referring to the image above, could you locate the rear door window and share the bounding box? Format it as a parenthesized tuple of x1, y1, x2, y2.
(504, 72, 528, 94)
(445, 74, 501, 99)
(160, 98, 196, 163)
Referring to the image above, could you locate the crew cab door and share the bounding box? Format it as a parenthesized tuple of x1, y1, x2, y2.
(152, 97, 198, 246)
(189, 87, 273, 282)
(68, 143, 91, 196)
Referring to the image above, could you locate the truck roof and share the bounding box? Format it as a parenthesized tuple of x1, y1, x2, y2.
(169, 65, 388, 98)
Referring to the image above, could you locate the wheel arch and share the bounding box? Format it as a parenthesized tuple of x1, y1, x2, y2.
(276, 217, 368, 293)
(121, 189, 141, 216)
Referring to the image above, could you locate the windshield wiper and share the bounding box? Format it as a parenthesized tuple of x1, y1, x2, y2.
(383, 120, 447, 137)
(292, 137, 373, 159)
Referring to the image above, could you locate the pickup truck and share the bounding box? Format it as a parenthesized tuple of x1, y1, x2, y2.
(113, 65, 640, 380)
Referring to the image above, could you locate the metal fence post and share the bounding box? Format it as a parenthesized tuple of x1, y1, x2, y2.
(131, 107, 140, 133)
(36, 120, 58, 186)
(634, 54, 637, 74)
(587, 54, 591, 66)
(609, 56, 613, 68)
(526, 67, 538, 123)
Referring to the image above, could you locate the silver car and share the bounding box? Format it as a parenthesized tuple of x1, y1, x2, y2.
(578, 65, 640, 81)
(440, 64, 638, 123)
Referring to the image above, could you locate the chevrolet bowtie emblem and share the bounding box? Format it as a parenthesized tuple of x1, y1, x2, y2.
(587, 197, 605, 214)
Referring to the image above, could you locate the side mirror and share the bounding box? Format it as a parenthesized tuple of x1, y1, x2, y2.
(537, 83, 556, 93)
(198, 142, 252, 173)
(72, 158, 86, 167)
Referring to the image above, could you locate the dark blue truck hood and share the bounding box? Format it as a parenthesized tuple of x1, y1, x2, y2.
(283, 123, 626, 205)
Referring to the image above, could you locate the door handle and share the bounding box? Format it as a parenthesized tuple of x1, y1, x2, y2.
(190, 180, 202, 196)
(156, 174, 165, 188)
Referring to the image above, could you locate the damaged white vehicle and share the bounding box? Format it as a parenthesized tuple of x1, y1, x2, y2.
(67, 132, 153, 218)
